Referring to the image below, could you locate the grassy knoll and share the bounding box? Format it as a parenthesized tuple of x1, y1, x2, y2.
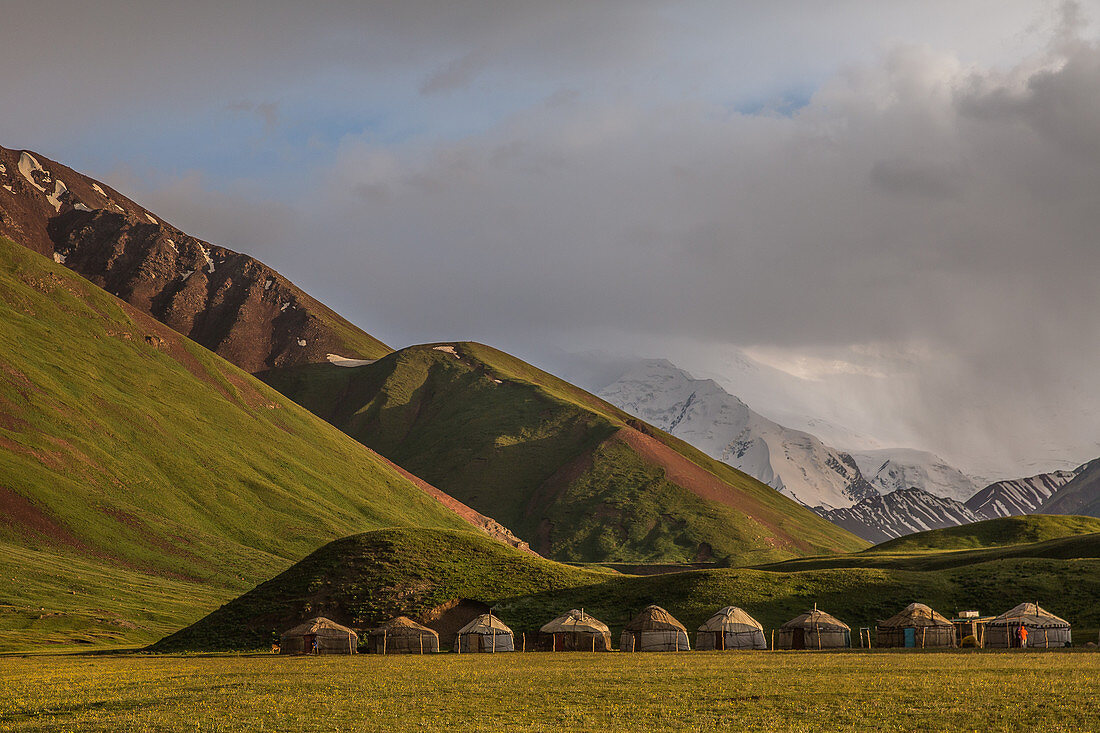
(871, 515, 1100, 552)
(260, 342, 865, 564)
(2, 653, 1099, 732)
(0, 238, 473, 651)
(160, 527, 1100, 651)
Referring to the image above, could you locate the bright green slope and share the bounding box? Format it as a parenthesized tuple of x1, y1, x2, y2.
(872, 514, 1100, 553)
(159, 525, 1100, 651)
(0, 238, 470, 651)
(259, 342, 866, 564)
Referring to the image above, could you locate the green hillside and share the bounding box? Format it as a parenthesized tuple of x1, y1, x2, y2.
(0, 238, 472, 651)
(159, 526, 1100, 651)
(872, 514, 1100, 553)
(259, 342, 866, 565)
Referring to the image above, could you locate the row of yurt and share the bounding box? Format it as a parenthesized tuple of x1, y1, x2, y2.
(277, 601, 1072, 654)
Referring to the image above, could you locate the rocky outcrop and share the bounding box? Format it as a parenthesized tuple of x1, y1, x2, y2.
(0, 145, 389, 372)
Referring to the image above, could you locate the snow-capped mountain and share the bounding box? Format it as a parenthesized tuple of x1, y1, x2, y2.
(598, 360, 876, 509)
(965, 470, 1080, 518)
(850, 449, 980, 503)
(815, 488, 984, 544)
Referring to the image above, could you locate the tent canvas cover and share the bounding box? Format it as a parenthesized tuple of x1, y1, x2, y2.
(876, 603, 957, 648)
(620, 605, 690, 652)
(280, 617, 358, 655)
(456, 613, 514, 653)
(776, 606, 850, 650)
(984, 603, 1071, 648)
(696, 606, 767, 650)
(367, 616, 440, 654)
(539, 609, 612, 651)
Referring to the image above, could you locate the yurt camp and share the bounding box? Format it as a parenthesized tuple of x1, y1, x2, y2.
(620, 605, 690, 652)
(455, 613, 514, 653)
(776, 605, 850, 650)
(984, 603, 1072, 648)
(876, 603, 956, 648)
(539, 609, 612, 651)
(279, 617, 358, 655)
(367, 616, 440, 654)
(695, 606, 767, 650)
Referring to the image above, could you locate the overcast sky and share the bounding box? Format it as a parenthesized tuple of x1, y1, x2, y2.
(3, 1, 1099, 477)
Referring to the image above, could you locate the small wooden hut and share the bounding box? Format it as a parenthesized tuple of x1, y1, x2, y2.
(620, 605, 690, 652)
(876, 603, 956, 648)
(539, 609, 612, 651)
(695, 606, 767, 650)
(984, 603, 1071, 648)
(776, 605, 850, 650)
(455, 613, 514, 653)
(367, 616, 440, 654)
(279, 617, 358, 655)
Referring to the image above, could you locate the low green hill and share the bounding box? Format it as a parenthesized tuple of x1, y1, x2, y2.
(871, 515, 1100, 553)
(0, 238, 473, 651)
(259, 343, 866, 565)
(158, 526, 1100, 651)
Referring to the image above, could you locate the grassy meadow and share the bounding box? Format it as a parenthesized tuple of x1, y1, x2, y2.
(2, 651, 1099, 731)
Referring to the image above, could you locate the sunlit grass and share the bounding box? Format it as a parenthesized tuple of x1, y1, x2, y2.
(2, 651, 1098, 732)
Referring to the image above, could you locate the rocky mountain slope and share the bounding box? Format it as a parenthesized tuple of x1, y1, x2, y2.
(1041, 458, 1100, 517)
(597, 360, 876, 509)
(258, 344, 867, 564)
(965, 470, 1080, 518)
(815, 488, 985, 544)
(0, 145, 389, 372)
(850, 448, 979, 502)
(0, 238, 517, 650)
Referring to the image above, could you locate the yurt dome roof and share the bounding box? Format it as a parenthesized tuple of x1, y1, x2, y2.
(623, 605, 687, 632)
(988, 603, 1069, 628)
(457, 613, 513, 635)
(540, 609, 610, 634)
(878, 603, 954, 628)
(697, 606, 764, 632)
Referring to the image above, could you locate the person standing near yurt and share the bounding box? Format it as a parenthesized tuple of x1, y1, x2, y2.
(985, 603, 1071, 648)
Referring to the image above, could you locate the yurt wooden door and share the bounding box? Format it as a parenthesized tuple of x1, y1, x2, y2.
(553, 634, 565, 652)
(904, 628, 916, 648)
(714, 631, 725, 650)
(792, 629, 805, 650)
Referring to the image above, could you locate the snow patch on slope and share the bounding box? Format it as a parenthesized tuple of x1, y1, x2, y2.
(965, 470, 1079, 518)
(326, 354, 375, 367)
(599, 359, 876, 509)
(816, 488, 984, 544)
(850, 448, 979, 502)
(17, 152, 47, 192)
(46, 179, 68, 212)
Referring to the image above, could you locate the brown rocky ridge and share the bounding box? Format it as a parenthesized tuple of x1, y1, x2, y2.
(0, 144, 390, 373)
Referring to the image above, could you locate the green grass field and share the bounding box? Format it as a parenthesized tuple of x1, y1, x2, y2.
(2, 652, 1098, 732)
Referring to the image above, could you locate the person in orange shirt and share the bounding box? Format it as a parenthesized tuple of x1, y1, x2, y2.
(1018, 625, 1029, 648)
